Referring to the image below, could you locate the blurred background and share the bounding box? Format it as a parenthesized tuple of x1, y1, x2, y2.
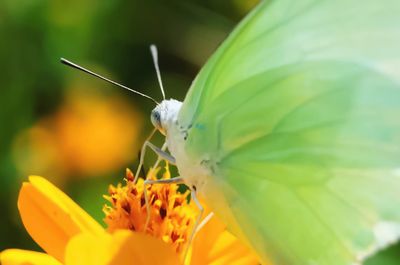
(0, 0, 398, 264)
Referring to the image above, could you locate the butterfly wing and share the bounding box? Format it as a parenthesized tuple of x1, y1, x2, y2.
(179, 1, 400, 264)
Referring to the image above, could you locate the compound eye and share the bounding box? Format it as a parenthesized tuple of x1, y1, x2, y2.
(151, 110, 162, 128)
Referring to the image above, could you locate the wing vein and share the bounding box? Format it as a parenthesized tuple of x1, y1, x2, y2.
(324, 185, 376, 224)
(292, 188, 355, 261)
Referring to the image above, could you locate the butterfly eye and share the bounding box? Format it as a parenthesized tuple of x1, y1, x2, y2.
(151, 110, 162, 129)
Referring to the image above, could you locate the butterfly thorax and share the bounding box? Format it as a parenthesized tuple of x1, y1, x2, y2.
(151, 99, 210, 192)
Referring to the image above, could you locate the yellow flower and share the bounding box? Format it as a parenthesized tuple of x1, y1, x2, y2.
(104, 167, 260, 264)
(104, 168, 196, 255)
(1, 176, 178, 265)
(53, 88, 143, 176)
(0, 167, 259, 265)
(12, 87, 142, 183)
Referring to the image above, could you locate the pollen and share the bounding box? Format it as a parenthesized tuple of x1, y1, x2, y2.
(103, 166, 197, 254)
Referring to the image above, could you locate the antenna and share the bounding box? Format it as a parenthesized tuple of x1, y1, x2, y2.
(60, 58, 159, 105)
(150, 44, 166, 100)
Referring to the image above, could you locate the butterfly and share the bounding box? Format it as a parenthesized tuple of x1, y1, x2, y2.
(62, 0, 400, 264)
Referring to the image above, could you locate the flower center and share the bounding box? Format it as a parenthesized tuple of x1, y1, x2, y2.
(103, 166, 196, 254)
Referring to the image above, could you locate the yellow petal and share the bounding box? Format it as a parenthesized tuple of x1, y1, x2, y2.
(0, 249, 62, 265)
(65, 230, 180, 265)
(18, 176, 104, 262)
(190, 215, 259, 265)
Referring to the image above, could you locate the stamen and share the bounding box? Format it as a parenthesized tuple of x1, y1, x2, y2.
(103, 167, 197, 255)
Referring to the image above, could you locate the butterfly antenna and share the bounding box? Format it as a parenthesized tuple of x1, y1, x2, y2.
(60, 58, 159, 105)
(150, 44, 166, 100)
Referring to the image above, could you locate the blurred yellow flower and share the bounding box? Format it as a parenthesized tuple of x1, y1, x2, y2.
(54, 88, 142, 175)
(12, 88, 143, 182)
(0, 167, 259, 265)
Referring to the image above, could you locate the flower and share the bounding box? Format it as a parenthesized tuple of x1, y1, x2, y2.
(104, 165, 260, 264)
(12, 87, 143, 184)
(0, 167, 260, 265)
(53, 88, 143, 176)
(0, 176, 178, 265)
(104, 167, 197, 255)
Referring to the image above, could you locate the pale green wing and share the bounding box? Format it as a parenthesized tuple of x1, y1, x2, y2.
(188, 61, 400, 264)
(179, 0, 400, 127)
(178, 0, 400, 264)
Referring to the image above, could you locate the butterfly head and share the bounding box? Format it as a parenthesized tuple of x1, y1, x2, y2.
(151, 99, 182, 135)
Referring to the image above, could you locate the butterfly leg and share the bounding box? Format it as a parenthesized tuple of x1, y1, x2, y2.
(182, 188, 205, 261)
(195, 211, 214, 234)
(151, 142, 168, 170)
(135, 129, 156, 182)
(144, 141, 176, 164)
(135, 135, 176, 182)
(143, 177, 184, 230)
(144, 176, 212, 263)
(135, 141, 169, 182)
